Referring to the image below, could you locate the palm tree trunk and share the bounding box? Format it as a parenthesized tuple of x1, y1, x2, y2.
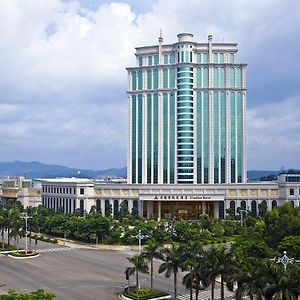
(196, 282, 199, 300)
(136, 271, 139, 289)
(174, 271, 177, 300)
(1, 230, 4, 250)
(211, 278, 215, 300)
(151, 258, 153, 289)
(190, 284, 193, 300)
(221, 275, 224, 300)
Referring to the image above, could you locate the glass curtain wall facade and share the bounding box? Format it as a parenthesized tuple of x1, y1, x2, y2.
(127, 33, 247, 184)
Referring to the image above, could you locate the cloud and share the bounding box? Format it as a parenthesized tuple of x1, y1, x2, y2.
(0, 0, 299, 169)
(248, 96, 300, 170)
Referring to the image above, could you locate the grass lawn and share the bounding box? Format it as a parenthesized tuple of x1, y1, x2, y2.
(123, 287, 170, 300)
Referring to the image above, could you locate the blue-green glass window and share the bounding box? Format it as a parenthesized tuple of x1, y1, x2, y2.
(139, 57, 143, 66)
(177, 83, 192, 90)
(177, 72, 193, 78)
(131, 95, 136, 183)
(177, 114, 193, 119)
(147, 70, 152, 89)
(178, 162, 193, 167)
(181, 51, 184, 62)
(178, 156, 193, 161)
(170, 93, 175, 183)
(169, 68, 175, 88)
(203, 92, 209, 183)
(203, 68, 208, 88)
(202, 53, 208, 63)
(177, 95, 193, 101)
(178, 175, 193, 179)
(230, 53, 234, 63)
(177, 120, 193, 125)
(178, 150, 193, 155)
(163, 93, 168, 183)
(177, 108, 193, 113)
(178, 144, 193, 149)
(185, 51, 189, 62)
(236, 68, 241, 88)
(230, 68, 235, 88)
(177, 102, 193, 108)
(153, 69, 158, 89)
(190, 52, 193, 62)
(196, 67, 201, 88)
(178, 168, 193, 173)
(177, 90, 193, 96)
(178, 126, 193, 131)
(197, 93, 202, 182)
(177, 78, 193, 84)
(138, 70, 143, 90)
(154, 55, 159, 65)
(148, 56, 152, 66)
(220, 92, 226, 183)
(213, 53, 218, 63)
(220, 68, 225, 88)
(163, 68, 168, 88)
(220, 53, 224, 63)
(178, 132, 193, 137)
(177, 52, 180, 63)
(197, 53, 201, 63)
(214, 92, 219, 183)
(147, 94, 152, 183)
(178, 138, 193, 143)
(230, 92, 236, 183)
(214, 67, 219, 88)
(178, 66, 193, 72)
(237, 92, 243, 183)
(132, 71, 136, 90)
(138, 94, 143, 183)
(170, 54, 175, 64)
(164, 55, 168, 64)
(153, 93, 159, 183)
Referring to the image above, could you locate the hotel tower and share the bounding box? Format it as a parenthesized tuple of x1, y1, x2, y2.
(127, 33, 247, 185)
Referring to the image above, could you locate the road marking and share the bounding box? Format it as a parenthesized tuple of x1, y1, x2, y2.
(36, 247, 78, 253)
(178, 288, 234, 300)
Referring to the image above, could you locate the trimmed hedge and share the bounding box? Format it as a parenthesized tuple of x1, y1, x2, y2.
(31, 235, 58, 244)
(9, 251, 39, 257)
(123, 287, 169, 300)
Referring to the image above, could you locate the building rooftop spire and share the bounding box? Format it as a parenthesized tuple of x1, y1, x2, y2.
(158, 28, 163, 43)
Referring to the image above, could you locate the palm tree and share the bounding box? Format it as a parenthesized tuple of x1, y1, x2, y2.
(264, 261, 300, 300)
(201, 245, 234, 300)
(158, 243, 185, 300)
(142, 239, 163, 289)
(182, 241, 205, 300)
(0, 209, 7, 250)
(126, 254, 149, 289)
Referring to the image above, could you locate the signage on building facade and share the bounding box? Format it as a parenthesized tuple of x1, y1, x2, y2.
(149, 195, 223, 201)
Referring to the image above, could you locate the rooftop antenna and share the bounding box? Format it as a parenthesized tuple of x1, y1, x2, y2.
(159, 28, 163, 43)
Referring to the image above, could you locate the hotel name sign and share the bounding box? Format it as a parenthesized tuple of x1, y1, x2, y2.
(142, 194, 224, 201)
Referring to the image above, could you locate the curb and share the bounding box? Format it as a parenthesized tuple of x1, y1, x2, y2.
(8, 253, 40, 259)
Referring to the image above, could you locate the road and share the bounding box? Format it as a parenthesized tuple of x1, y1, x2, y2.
(0, 240, 188, 300)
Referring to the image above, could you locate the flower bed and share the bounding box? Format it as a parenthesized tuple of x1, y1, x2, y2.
(123, 287, 170, 300)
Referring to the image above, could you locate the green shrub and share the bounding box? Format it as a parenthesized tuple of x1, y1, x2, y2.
(123, 287, 169, 300)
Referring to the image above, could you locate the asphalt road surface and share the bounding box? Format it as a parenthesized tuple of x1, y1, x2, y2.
(0, 241, 188, 300)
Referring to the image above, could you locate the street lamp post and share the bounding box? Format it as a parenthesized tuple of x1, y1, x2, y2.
(239, 209, 247, 226)
(22, 212, 32, 255)
(135, 230, 145, 254)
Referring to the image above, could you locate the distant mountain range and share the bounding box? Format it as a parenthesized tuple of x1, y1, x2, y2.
(0, 161, 127, 179)
(0, 161, 283, 180)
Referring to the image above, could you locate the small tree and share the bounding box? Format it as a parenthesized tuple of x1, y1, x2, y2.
(126, 254, 149, 289)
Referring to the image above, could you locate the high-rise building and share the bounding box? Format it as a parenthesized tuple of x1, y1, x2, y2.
(127, 33, 247, 185)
